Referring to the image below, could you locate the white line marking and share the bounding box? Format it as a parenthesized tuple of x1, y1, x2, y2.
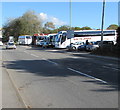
(30, 54, 39, 57)
(72, 57, 81, 59)
(103, 66, 120, 71)
(23, 51, 29, 54)
(42, 58, 58, 66)
(67, 67, 107, 84)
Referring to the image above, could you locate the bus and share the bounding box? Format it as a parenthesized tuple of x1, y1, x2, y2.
(54, 30, 117, 48)
(18, 35, 32, 45)
(33, 33, 48, 46)
(47, 33, 57, 47)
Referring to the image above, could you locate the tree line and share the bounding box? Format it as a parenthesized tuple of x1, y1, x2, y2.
(2, 10, 119, 42)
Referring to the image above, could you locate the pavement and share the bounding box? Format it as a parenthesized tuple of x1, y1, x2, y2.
(0, 47, 25, 108)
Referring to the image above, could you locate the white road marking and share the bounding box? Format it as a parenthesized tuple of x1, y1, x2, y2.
(30, 54, 39, 57)
(23, 51, 29, 54)
(42, 58, 58, 66)
(102, 66, 120, 71)
(72, 57, 81, 59)
(67, 67, 108, 84)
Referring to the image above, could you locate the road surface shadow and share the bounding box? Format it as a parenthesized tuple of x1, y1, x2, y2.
(3, 57, 119, 92)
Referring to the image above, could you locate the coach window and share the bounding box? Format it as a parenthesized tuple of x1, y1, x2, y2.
(61, 33, 67, 44)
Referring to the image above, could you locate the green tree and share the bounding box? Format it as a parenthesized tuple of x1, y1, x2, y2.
(117, 27, 120, 46)
(58, 25, 70, 31)
(44, 22, 55, 30)
(73, 27, 81, 30)
(81, 26, 92, 30)
(107, 24, 118, 30)
(3, 10, 42, 41)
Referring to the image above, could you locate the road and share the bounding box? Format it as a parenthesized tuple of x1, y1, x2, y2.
(2, 45, 119, 108)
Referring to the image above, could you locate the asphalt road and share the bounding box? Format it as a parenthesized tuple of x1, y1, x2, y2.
(2, 45, 119, 108)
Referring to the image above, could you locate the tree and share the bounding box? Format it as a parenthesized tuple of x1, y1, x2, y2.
(116, 27, 120, 46)
(57, 25, 70, 31)
(3, 10, 42, 41)
(73, 27, 81, 30)
(81, 26, 92, 30)
(44, 22, 55, 30)
(107, 24, 118, 30)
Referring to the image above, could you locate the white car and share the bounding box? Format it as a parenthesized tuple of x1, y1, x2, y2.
(6, 42, 16, 49)
(0, 42, 3, 46)
(86, 41, 100, 51)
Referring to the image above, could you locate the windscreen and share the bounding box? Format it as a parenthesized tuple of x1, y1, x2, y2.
(26, 36, 31, 39)
(8, 43, 14, 45)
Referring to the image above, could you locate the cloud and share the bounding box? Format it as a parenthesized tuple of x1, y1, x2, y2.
(39, 12, 66, 26)
(39, 13, 48, 21)
(50, 16, 66, 26)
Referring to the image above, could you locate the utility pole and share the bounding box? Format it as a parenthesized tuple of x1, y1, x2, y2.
(69, 0, 72, 47)
(101, 0, 105, 42)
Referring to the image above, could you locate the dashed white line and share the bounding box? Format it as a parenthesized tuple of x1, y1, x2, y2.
(30, 54, 39, 57)
(67, 67, 108, 84)
(24, 51, 39, 57)
(102, 66, 120, 71)
(23, 51, 29, 54)
(42, 58, 58, 66)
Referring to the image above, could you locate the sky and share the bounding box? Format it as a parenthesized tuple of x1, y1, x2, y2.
(1, 2, 118, 29)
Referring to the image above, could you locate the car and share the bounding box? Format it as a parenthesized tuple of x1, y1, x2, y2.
(67, 42, 84, 50)
(98, 41, 114, 47)
(78, 43, 87, 51)
(86, 41, 101, 51)
(0, 42, 3, 46)
(6, 42, 16, 49)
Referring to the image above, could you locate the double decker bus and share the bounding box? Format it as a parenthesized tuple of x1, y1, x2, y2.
(55, 30, 117, 48)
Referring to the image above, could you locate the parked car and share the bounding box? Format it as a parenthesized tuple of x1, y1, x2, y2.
(86, 41, 101, 51)
(78, 43, 87, 51)
(6, 42, 16, 49)
(0, 42, 3, 46)
(67, 42, 84, 50)
(98, 41, 114, 47)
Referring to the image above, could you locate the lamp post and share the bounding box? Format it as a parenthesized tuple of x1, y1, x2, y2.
(101, 0, 105, 42)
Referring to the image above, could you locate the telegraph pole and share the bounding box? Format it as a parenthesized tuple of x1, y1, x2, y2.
(70, 0, 72, 29)
(69, 0, 72, 47)
(101, 0, 105, 41)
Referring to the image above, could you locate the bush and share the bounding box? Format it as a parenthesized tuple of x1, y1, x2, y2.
(91, 45, 119, 58)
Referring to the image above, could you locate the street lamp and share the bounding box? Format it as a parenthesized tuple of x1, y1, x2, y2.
(101, 0, 106, 42)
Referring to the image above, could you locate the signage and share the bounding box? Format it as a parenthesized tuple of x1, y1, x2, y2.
(67, 30, 74, 39)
